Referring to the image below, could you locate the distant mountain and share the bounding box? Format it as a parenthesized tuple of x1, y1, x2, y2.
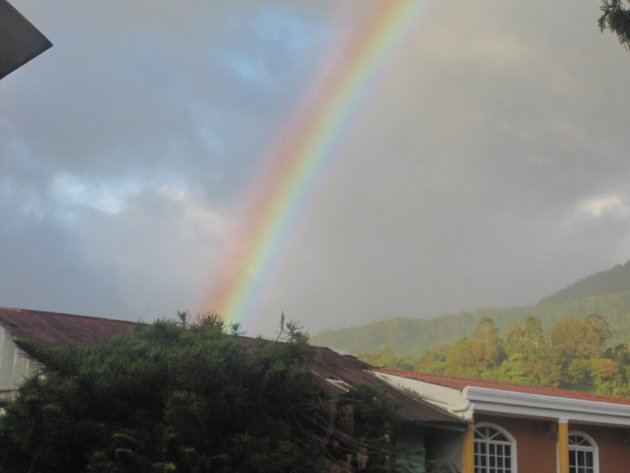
(539, 260, 630, 305)
(311, 293, 630, 357)
(311, 261, 630, 357)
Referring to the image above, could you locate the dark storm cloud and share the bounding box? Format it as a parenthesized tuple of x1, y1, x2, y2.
(2, 1, 334, 197)
(1, 0, 336, 322)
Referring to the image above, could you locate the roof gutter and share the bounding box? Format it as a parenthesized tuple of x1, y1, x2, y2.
(463, 386, 630, 427)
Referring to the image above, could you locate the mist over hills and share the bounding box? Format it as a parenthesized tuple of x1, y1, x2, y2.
(311, 260, 630, 357)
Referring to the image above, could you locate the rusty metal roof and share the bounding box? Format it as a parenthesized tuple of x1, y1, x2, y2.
(0, 307, 462, 427)
(0, 307, 136, 345)
(309, 346, 466, 427)
(235, 338, 464, 426)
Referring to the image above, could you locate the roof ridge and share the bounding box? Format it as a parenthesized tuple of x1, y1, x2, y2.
(376, 368, 630, 405)
(0, 306, 137, 325)
(0, 307, 138, 346)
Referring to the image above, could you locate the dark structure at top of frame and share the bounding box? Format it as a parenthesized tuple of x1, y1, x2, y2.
(0, 0, 51, 79)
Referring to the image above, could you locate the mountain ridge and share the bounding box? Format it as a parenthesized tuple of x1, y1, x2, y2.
(311, 260, 630, 357)
(539, 260, 630, 305)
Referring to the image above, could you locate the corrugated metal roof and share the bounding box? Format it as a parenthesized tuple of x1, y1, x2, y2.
(0, 308, 463, 426)
(239, 338, 463, 426)
(378, 369, 630, 406)
(309, 347, 465, 426)
(0, 307, 137, 345)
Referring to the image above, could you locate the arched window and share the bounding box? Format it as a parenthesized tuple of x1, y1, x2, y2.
(474, 423, 516, 473)
(568, 432, 598, 473)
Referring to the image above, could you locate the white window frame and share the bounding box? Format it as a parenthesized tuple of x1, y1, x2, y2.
(474, 422, 517, 473)
(568, 431, 599, 473)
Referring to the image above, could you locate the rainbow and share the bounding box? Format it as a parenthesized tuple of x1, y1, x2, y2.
(207, 0, 438, 333)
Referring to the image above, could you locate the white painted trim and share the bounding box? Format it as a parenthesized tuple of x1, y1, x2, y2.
(371, 371, 473, 419)
(372, 371, 630, 427)
(464, 386, 630, 427)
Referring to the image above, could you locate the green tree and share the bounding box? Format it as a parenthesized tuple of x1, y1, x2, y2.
(0, 315, 403, 473)
(442, 318, 506, 378)
(586, 313, 615, 347)
(360, 348, 401, 369)
(413, 345, 450, 374)
(547, 315, 619, 389)
(599, 0, 630, 48)
(549, 317, 603, 362)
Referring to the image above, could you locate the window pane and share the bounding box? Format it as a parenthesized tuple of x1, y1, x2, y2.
(585, 451, 593, 467)
(474, 426, 513, 473)
(494, 432, 507, 442)
(569, 433, 597, 473)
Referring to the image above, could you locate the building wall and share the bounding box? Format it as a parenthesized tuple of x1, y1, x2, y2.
(373, 372, 470, 418)
(425, 427, 464, 472)
(572, 422, 630, 473)
(477, 414, 630, 473)
(476, 414, 558, 473)
(0, 326, 37, 397)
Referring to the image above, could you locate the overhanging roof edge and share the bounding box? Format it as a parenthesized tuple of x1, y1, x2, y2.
(465, 386, 630, 426)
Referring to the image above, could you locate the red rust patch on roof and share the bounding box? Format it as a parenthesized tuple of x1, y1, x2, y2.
(0, 307, 137, 345)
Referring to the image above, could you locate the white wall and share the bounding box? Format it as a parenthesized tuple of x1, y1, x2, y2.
(371, 371, 471, 419)
(0, 327, 38, 398)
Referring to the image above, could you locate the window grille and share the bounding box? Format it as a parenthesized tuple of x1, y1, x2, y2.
(474, 424, 514, 473)
(568, 433, 597, 473)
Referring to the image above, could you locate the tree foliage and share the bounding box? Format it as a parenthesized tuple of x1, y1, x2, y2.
(359, 314, 630, 397)
(312, 291, 630, 360)
(0, 315, 403, 473)
(312, 261, 630, 359)
(599, 0, 630, 49)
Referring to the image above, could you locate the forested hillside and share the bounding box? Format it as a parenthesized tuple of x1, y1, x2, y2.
(359, 315, 630, 397)
(539, 260, 630, 304)
(312, 260, 630, 357)
(311, 292, 630, 357)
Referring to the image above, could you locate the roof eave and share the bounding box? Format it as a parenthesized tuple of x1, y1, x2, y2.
(399, 419, 468, 433)
(465, 386, 630, 427)
(372, 370, 472, 419)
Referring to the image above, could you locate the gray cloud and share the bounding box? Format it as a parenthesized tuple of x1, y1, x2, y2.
(2, 0, 630, 335)
(241, 0, 630, 333)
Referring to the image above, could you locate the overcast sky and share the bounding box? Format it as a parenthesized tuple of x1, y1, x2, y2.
(2, 0, 630, 336)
